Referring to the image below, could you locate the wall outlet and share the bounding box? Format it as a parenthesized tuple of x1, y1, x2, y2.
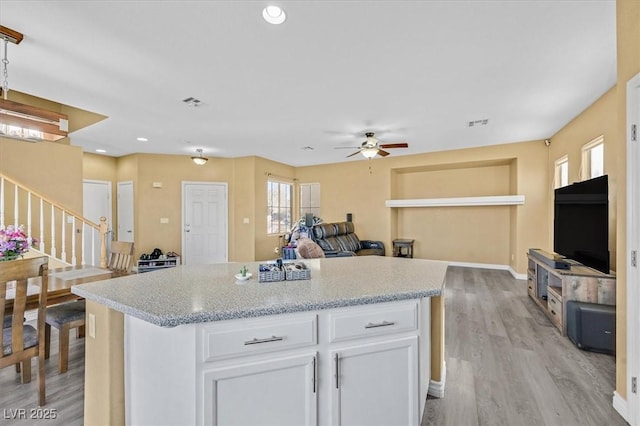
(160, 218, 169, 224)
(274, 246, 280, 254)
(243, 218, 250, 224)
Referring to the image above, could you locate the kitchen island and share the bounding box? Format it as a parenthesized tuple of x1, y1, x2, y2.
(72, 256, 448, 425)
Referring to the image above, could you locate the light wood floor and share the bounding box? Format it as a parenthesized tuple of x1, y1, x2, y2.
(0, 323, 84, 425)
(1, 267, 625, 425)
(423, 266, 626, 426)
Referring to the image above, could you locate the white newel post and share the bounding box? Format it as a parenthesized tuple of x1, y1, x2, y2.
(100, 216, 108, 268)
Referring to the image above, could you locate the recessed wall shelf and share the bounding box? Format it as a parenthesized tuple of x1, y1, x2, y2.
(385, 195, 525, 208)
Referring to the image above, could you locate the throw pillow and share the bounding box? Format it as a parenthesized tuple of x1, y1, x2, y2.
(296, 238, 325, 259)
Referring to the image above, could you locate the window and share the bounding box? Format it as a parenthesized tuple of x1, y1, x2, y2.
(267, 180, 292, 234)
(555, 155, 569, 188)
(299, 183, 320, 219)
(582, 136, 604, 180)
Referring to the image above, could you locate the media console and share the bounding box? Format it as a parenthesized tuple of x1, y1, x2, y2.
(526, 249, 615, 336)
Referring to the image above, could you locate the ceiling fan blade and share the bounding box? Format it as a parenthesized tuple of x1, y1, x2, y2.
(379, 143, 408, 149)
(377, 149, 391, 157)
(346, 150, 362, 158)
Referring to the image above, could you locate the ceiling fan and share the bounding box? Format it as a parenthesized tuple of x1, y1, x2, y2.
(335, 132, 409, 159)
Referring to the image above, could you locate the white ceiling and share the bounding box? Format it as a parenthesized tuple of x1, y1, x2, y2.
(1, 1, 616, 167)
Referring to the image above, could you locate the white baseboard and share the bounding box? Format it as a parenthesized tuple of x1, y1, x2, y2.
(428, 363, 446, 398)
(447, 261, 527, 280)
(613, 391, 629, 423)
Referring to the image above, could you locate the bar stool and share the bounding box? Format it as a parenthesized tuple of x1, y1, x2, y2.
(393, 239, 415, 258)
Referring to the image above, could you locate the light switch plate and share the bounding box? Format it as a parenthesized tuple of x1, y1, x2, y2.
(88, 313, 96, 338)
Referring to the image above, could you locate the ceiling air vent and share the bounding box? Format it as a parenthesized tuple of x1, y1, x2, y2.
(468, 119, 489, 127)
(182, 97, 201, 107)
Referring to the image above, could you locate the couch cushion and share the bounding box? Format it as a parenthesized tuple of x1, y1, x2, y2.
(335, 233, 361, 252)
(313, 223, 338, 239)
(316, 236, 341, 252)
(296, 238, 325, 259)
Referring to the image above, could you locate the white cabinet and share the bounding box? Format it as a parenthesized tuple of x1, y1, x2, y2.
(330, 337, 419, 426)
(202, 353, 317, 426)
(125, 299, 431, 425)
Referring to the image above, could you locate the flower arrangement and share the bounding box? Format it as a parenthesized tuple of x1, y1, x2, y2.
(0, 225, 38, 261)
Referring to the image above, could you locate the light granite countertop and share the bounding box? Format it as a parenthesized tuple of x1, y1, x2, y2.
(71, 256, 448, 327)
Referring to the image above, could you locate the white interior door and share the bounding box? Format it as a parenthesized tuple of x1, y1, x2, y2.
(83, 180, 112, 265)
(626, 72, 640, 426)
(117, 181, 134, 243)
(182, 182, 228, 265)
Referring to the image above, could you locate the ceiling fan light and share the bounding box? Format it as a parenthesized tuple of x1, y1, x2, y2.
(361, 147, 378, 159)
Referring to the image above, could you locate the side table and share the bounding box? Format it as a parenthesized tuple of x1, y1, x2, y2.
(393, 239, 415, 258)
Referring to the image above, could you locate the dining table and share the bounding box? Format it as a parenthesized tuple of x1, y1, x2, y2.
(3, 264, 115, 315)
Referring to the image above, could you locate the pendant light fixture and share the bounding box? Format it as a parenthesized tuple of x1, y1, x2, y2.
(0, 25, 69, 142)
(191, 148, 208, 165)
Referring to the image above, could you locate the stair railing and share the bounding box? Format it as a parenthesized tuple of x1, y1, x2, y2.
(0, 173, 108, 267)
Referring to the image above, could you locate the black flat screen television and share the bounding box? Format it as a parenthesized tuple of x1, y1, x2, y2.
(554, 174, 609, 273)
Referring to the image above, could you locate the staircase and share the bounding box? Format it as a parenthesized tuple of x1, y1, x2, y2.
(0, 173, 108, 267)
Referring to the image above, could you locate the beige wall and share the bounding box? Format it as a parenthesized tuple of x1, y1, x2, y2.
(547, 87, 618, 270)
(1, 137, 84, 213)
(78, 153, 296, 262)
(395, 162, 512, 264)
(615, 0, 640, 401)
(296, 140, 549, 273)
(253, 157, 297, 261)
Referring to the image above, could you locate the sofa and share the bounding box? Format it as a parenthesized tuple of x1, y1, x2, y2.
(311, 222, 385, 257)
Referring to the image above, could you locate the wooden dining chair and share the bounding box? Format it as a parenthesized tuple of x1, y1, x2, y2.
(108, 241, 135, 276)
(45, 299, 85, 374)
(0, 256, 49, 406)
(44, 241, 133, 373)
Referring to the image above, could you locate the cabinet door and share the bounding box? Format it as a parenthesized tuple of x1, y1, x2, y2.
(202, 353, 317, 426)
(330, 337, 418, 426)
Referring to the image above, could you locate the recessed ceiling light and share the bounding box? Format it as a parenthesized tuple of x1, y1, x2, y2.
(137, 137, 148, 142)
(263, 5, 286, 25)
(96, 149, 107, 153)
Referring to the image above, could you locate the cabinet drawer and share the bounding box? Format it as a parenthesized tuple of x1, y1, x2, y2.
(527, 275, 535, 298)
(547, 291, 563, 327)
(201, 315, 317, 362)
(329, 301, 418, 343)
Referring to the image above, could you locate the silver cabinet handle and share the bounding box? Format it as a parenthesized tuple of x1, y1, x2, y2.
(365, 320, 396, 329)
(312, 356, 317, 394)
(335, 353, 340, 389)
(244, 335, 284, 345)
